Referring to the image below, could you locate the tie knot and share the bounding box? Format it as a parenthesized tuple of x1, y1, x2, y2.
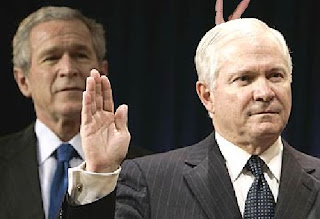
(246, 155, 265, 177)
(56, 143, 75, 162)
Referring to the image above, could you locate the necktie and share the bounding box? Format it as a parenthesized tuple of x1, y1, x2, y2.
(49, 143, 76, 219)
(243, 155, 276, 219)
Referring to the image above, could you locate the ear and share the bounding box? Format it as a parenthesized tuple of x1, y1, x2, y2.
(196, 81, 215, 114)
(100, 60, 109, 76)
(13, 67, 32, 97)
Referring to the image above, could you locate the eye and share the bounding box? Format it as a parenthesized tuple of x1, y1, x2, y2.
(76, 53, 89, 58)
(271, 72, 282, 77)
(233, 75, 252, 85)
(269, 72, 284, 82)
(72, 50, 91, 60)
(45, 55, 58, 61)
(239, 75, 250, 81)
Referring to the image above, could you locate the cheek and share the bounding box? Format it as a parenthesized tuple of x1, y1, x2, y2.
(28, 74, 52, 99)
(276, 87, 292, 110)
(214, 91, 249, 116)
(30, 83, 50, 101)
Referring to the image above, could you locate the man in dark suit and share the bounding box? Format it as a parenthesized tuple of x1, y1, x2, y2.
(0, 6, 151, 219)
(66, 1, 320, 218)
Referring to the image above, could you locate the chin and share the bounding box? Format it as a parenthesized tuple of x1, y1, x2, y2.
(59, 104, 82, 116)
(252, 124, 283, 137)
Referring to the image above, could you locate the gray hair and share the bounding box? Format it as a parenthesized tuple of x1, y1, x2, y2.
(194, 18, 293, 90)
(12, 6, 106, 73)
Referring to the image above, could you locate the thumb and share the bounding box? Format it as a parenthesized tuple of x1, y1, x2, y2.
(114, 104, 129, 131)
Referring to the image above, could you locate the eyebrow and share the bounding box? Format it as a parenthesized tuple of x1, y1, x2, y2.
(39, 43, 92, 56)
(266, 67, 289, 75)
(231, 65, 288, 74)
(268, 67, 287, 72)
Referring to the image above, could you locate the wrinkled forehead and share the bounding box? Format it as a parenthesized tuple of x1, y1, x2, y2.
(217, 33, 283, 56)
(218, 34, 289, 74)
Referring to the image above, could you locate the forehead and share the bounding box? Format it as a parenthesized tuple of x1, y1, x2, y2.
(217, 36, 289, 74)
(29, 19, 93, 53)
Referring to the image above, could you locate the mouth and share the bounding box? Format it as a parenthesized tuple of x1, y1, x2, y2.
(248, 110, 279, 116)
(58, 87, 84, 92)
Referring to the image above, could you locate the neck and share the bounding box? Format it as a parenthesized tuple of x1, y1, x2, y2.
(217, 131, 279, 155)
(37, 114, 81, 142)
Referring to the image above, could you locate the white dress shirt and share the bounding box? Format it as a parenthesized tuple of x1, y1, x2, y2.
(35, 119, 84, 218)
(215, 131, 283, 216)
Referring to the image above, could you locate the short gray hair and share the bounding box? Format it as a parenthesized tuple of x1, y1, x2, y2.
(194, 18, 292, 90)
(12, 6, 106, 73)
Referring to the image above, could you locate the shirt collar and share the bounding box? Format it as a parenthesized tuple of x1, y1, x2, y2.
(216, 131, 283, 183)
(35, 119, 85, 165)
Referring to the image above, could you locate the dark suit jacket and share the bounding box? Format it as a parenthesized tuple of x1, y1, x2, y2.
(0, 123, 152, 219)
(67, 132, 320, 219)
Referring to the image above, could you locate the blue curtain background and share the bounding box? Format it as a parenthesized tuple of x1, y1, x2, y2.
(1, 0, 319, 156)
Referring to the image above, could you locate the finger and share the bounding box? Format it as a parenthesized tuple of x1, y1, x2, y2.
(215, 0, 225, 25)
(228, 0, 250, 21)
(81, 90, 92, 126)
(91, 69, 103, 111)
(114, 104, 129, 131)
(86, 76, 96, 114)
(101, 75, 114, 113)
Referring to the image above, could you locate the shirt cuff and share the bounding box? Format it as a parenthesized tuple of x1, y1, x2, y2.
(68, 162, 120, 205)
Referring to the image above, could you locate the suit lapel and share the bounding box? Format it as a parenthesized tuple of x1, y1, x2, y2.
(183, 133, 241, 219)
(275, 142, 320, 219)
(5, 124, 45, 217)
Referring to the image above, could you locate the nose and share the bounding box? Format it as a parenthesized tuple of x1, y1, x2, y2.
(57, 54, 79, 77)
(252, 78, 275, 102)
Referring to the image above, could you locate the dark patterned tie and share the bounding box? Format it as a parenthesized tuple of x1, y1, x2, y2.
(243, 155, 275, 219)
(49, 143, 76, 219)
